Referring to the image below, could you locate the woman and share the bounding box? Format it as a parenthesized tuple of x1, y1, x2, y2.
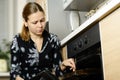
(10, 2, 76, 80)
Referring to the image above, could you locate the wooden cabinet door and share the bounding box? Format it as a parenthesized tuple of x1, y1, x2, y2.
(61, 45, 68, 60)
(99, 7, 120, 80)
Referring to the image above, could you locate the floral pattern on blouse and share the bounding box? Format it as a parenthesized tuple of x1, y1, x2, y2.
(10, 30, 63, 80)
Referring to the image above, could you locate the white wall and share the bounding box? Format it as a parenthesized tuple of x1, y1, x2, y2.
(8, 0, 15, 40)
(47, 0, 71, 40)
(0, 0, 9, 42)
(8, 0, 27, 40)
(15, 0, 27, 34)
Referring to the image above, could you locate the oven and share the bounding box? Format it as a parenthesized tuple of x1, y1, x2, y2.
(62, 23, 104, 80)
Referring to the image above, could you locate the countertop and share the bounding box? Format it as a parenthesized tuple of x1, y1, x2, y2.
(61, 0, 120, 46)
(0, 72, 9, 77)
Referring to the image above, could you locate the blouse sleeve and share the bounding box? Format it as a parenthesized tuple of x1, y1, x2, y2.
(10, 35, 22, 80)
(50, 34, 64, 77)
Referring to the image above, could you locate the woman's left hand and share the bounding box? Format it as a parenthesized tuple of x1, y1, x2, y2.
(60, 58, 76, 71)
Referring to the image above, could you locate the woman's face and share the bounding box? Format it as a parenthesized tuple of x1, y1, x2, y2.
(25, 11, 46, 37)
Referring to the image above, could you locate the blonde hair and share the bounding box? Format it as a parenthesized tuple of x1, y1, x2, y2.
(20, 2, 45, 41)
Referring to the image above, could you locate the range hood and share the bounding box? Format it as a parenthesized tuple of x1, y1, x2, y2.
(63, 0, 106, 11)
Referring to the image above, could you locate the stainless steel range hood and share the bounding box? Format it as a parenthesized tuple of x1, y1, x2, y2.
(64, 0, 106, 11)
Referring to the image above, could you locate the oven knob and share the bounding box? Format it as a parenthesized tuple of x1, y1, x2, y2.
(78, 39, 82, 48)
(84, 36, 88, 44)
(73, 46, 77, 51)
(73, 44, 77, 51)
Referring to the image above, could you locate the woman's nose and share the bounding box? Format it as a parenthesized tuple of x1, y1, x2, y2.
(38, 22, 42, 27)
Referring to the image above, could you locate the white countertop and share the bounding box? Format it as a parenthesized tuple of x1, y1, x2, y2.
(61, 0, 120, 46)
(0, 72, 9, 77)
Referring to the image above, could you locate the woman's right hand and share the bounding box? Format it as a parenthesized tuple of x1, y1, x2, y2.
(16, 75, 24, 80)
(60, 58, 76, 71)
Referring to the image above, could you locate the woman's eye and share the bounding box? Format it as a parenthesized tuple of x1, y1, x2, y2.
(31, 18, 45, 24)
(40, 19, 45, 23)
(32, 21, 38, 24)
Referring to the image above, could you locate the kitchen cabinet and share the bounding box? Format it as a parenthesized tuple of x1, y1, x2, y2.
(99, 7, 120, 80)
(61, 45, 68, 60)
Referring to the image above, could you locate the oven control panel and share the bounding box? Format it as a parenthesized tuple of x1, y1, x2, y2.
(67, 23, 100, 57)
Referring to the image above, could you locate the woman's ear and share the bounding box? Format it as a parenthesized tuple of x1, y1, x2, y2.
(24, 19, 28, 27)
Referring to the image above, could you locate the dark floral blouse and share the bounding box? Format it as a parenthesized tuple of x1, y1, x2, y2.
(10, 30, 64, 80)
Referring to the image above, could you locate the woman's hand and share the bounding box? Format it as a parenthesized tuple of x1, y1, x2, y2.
(60, 58, 76, 71)
(16, 75, 24, 80)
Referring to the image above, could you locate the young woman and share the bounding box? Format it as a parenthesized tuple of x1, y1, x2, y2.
(10, 2, 76, 80)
